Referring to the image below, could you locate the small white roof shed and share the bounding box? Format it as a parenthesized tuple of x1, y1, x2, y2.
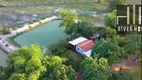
(68, 37, 87, 45)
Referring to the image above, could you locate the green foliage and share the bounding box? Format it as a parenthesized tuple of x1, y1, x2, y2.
(117, 69, 132, 80)
(5, 45, 45, 80)
(54, 48, 69, 57)
(105, 10, 116, 29)
(29, 20, 34, 24)
(105, 27, 116, 35)
(122, 34, 141, 55)
(110, 69, 141, 80)
(104, 27, 118, 39)
(93, 38, 125, 64)
(108, 73, 119, 80)
(12, 26, 18, 30)
(59, 10, 78, 27)
(65, 50, 83, 71)
(92, 27, 119, 40)
(81, 58, 112, 80)
(35, 18, 41, 22)
(137, 55, 141, 66)
(49, 39, 83, 71)
(49, 39, 69, 57)
(108, 0, 127, 11)
(8, 73, 26, 80)
(3, 28, 10, 34)
(1, 44, 77, 80)
(65, 22, 93, 38)
(40, 56, 77, 80)
(109, 69, 132, 80)
(130, 69, 141, 80)
(0, 67, 7, 80)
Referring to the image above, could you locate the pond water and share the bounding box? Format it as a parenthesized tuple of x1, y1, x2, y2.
(14, 20, 67, 47)
(0, 49, 7, 66)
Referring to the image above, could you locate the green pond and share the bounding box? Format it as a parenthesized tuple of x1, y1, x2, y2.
(14, 20, 68, 47)
(0, 49, 7, 66)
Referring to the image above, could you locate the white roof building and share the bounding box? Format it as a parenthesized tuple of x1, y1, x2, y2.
(69, 37, 94, 57)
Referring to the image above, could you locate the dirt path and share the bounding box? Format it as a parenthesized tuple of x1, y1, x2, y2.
(111, 55, 140, 72)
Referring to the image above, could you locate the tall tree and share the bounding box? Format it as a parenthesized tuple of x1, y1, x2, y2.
(105, 10, 116, 29)
(59, 10, 78, 27)
(80, 58, 112, 80)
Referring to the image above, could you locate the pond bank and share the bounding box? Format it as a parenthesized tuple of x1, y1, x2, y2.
(0, 16, 58, 54)
(0, 49, 7, 66)
(14, 20, 67, 47)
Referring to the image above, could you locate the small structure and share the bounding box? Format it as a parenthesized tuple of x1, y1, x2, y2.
(69, 37, 94, 57)
(91, 32, 100, 41)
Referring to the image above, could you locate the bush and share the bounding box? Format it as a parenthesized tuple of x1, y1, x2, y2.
(29, 20, 34, 24)
(36, 18, 41, 22)
(12, 26, 18, 30)
(3, 28, 10, 34)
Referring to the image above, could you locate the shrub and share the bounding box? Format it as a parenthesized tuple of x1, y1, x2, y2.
(29, 20, 34, 24)
(3, 28, 10, 34)
(12, 26, 18, 30)
(36, 18, 41, 22)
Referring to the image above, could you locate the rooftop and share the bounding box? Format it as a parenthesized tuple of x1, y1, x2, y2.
(76, 40, 94, 52)
(69, 37, 87, 45)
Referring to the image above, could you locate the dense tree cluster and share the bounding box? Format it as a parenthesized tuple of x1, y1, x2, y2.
(40, 56, 77, 80)
(64, 22, 93, 38)
(0, 3, 141, 80)
(0, 45, 77, 80)
(59, 10, 78, 27)
(121, 34, 141, 55)
(81, 58, 112, 80)
(92, 38, 125, 64)
(59, 10, 93, 38)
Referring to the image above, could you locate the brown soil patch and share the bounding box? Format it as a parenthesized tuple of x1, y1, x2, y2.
(111, 55, 140, 72)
